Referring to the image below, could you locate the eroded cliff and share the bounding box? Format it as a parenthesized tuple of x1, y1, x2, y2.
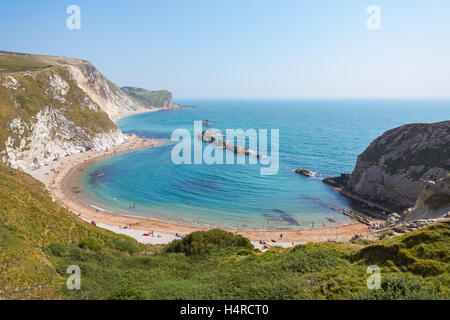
(325, 121, 450, 219)
(0, 52, 146, 171)
(346, 121, 449, 211)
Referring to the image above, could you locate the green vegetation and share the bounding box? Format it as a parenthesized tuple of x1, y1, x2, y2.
(352, 222, 450, 277)
(121, 86, 173, 108)
(166, 229, 253, 255)
(0, 51, 53, 73)
(0, 164, 145, 299)
(357, 273, 446, 300)
(0, 164, 448, 300)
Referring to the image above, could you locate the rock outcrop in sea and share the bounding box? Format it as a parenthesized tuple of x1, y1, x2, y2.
(199, 129, 263, 158)
(295, 168, 314, 177)
(323, 121, 450, 221)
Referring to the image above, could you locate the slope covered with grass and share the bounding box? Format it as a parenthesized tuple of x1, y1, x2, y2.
(121, 87, 176, 109)
(0, 164, 448, 300)
(0, 51, 53, 73)
(0, 164, 144, 299)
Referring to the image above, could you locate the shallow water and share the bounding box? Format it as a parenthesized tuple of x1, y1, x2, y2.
(74, 99, 450, 229)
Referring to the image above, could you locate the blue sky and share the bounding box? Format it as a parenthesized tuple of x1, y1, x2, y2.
(1, 0, 449, 98)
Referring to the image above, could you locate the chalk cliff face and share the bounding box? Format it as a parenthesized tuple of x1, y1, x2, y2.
(67, 63, 144, 118)
(345, 121, 450, 212)
(0, 52, 146, 171)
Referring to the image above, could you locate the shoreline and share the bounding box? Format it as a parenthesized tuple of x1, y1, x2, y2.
(33, 109, 372, 248)
(111, 105, 187, 122)
(110, 108, 162, 122)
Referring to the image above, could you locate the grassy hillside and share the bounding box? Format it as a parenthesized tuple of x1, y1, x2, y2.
(0, 51, 53, 73)
(121, 87, 173, 108)
(0, 164, 448, 300)
(0, 52, 51, 72)
(0, 51, 87, 73)
(0, 164, 145, 299)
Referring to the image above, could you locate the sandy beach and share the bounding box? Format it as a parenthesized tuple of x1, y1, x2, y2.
(28, 109, 373, 249)
(110, 108, 159, 122)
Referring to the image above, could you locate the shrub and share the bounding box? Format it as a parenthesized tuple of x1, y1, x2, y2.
(111, 238, 141, 254)
(48, 243, 67, 257)
(410, 260, 444, 276)
(280, 245, 342, 274)
(107, 286, 149, 300)
(78, 239, 101, 252)
(352, 245, 416, 266)
(357, 273, 446, 300)
(166, 229, 253, 255)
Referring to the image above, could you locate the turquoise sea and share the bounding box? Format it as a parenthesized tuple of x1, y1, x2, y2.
(74, 99, 450, 229)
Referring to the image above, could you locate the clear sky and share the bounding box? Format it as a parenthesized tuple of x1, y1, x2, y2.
(1, 0, 449, 98)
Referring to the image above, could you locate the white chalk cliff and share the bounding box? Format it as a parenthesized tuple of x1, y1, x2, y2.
(0, 52, 148, 171)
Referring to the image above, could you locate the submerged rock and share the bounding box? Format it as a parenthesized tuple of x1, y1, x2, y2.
(263, 209, 300, 226)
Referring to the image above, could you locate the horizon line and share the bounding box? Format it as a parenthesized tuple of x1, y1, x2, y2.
(174, 97, 450, 100)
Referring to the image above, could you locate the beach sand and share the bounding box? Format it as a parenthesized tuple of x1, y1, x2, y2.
(110, 108, 159, 122)
(28, 110, 373, 248)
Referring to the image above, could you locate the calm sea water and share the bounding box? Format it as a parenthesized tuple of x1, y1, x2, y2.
(74, 99, 450, 229)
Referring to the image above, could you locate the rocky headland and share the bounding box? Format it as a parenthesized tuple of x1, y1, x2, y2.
(121, 87, 183, 110)
(323, 121, 450, 224)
